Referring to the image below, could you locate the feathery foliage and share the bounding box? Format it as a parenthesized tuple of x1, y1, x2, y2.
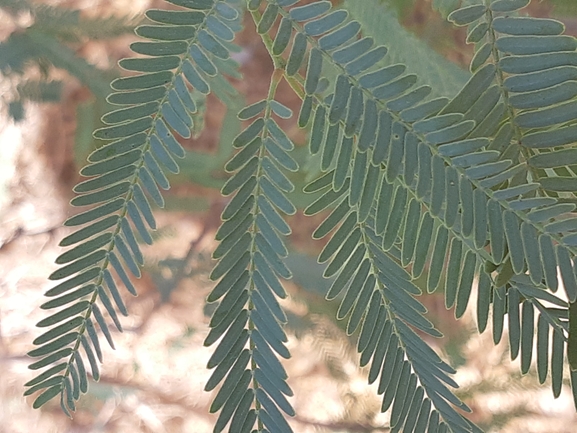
(0, 0, 138, 120)
(24, 0, 577, 432)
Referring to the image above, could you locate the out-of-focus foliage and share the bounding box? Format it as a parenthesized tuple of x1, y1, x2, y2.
(548, 0, 577, 15)
(346, 0, 470, 98)
(0, 0, 136, 121)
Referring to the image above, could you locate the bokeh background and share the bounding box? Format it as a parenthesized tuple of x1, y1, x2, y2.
(2, 0, 577, 431)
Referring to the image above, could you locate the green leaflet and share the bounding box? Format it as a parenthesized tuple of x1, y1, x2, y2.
(270, 101, 292, 119)
(258, 4, 279, 34)
(508, 288, 522, 360)
(365, 319, 392, 378)
(452, 150, 498, 168)
(416, 145, 432, 201)
(444, 237, 463, 310)
(304, 10, 348, 37)
(465, 160, 512, 180)
(510, 81, 577, 110)
(492, 17, 564, 36)
(467, 22, 489, 44)
(470, 43, 492, 72)
(500, 52, 577, 74)
(488, 200, 506, 264)
(286, 32, 307, 76)
(504, 66, 577, 94)
(329, 74, 352, 124)
(490, 0, 530, 13)
(552, 329, 564, 397)
(527, 203, 575, 223)
(182, 60, 210, 94)
(477, 272, 492, 333)
(504, 210, 526, 274)
(32, 386, 62, 409)
(345, 87, 364, 136)
(570, 302, 577, 371)
(48, 250, 108, 281)
(334, 37, 372, 63)
(190, 45, 217, 76)
(473, 189, 488, 249)
(390, 372, 417, 428)
(55, 233, 112, 265)
(298, 95, 313, 127)
(523, 125, 577, 149)
(74, 165, 136, 193)
(460, 174, 478, 243)
(358, 293, 383, 356)
(130, 40, 188, 57)
(385, 122, 405, 182)
(540, 177, 577, 192)
(373, 74, 418, 100)
(382, 186, 408, 250)
(497, 35, 577, 56)
(289, 1, 331, 21)
(359, 64, 406, 89)
(430, 155, 445, 217)
(346, 46, 387, 76)
(428, 226, 449, 293)
(373, 112, 393, 165)
(135, 25, 196, 41)
(448, 5, 486, 27)
(537, 314, 549, 383)
(540, 235, 558, 291)
(93, 118, 153, 140)
(492, 183, 538, 200)
(248, 0, 263, 10)
(456, 251, 477, 318)
(146, 9, 204, 26)
(101, 103, 160, 126)
(206, 15, 235, 41)
(166, 0, 213, 10)
(440, 63, 495, 115)
(399, 97, 448, 123)
(403, 133, 419, 185)
(319, 20, 361, 51)
(60, 216, 119, 247)
(413, 113, 463, 134)
(111, 71, 173, 90)
(463, 85, 500, 125)
(198, 29, 230, 59)
(272, 17, 292, 55)
(25, 364, 67, 390)
(88, 134, 147, 163)
(387, 85, 431, 113)
(36, 302, 90, 329)
(425, 120, 475, 145)
(509, 197, 556, 212)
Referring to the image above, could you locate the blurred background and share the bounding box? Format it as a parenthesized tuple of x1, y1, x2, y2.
(2, 0, 577, 431)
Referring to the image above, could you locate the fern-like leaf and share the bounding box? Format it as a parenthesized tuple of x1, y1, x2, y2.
(263, 0, 577, 428)
(25, 0, 244, 414)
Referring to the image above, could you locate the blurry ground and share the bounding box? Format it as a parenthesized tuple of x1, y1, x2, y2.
(2, 0, 577, 432)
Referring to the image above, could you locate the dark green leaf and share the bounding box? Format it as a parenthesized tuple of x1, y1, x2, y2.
(32, 385, 62, 409)
(304, 10, 348, 37)
(286, 32, 307, 76)
(258, 4, 278, 34)
(448, 5, 486, 26)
